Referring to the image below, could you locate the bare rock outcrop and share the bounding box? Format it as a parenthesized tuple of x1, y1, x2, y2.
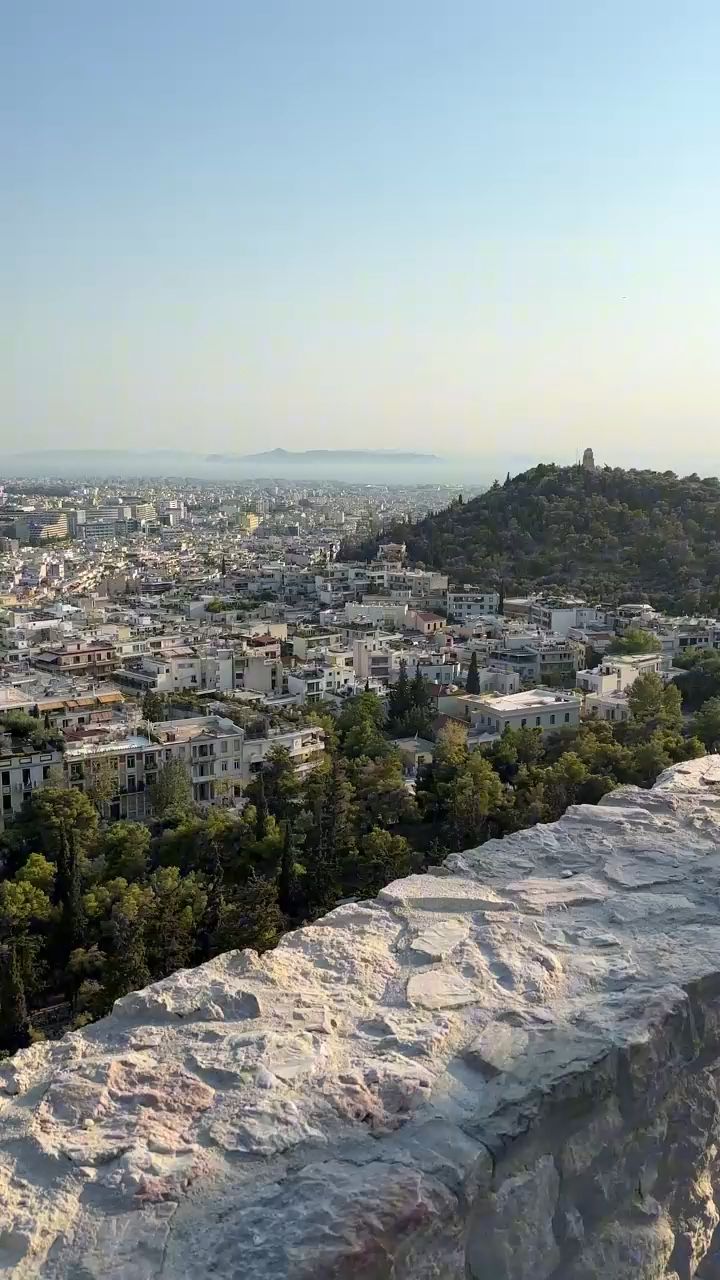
(3, 757, 720, 1277)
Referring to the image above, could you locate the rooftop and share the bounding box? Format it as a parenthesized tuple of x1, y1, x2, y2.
(472, 687, 581, 712)
(63, 734, 152, 760)
(153, 715, 244, 743)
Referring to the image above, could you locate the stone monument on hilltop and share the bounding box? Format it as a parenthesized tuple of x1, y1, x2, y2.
(582, 445, 595, 471)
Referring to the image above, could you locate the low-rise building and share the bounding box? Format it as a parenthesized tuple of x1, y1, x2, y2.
(584, 690, 632, 724)
(528, 600, 599, 637)
(447, 588, 500, 621)
(115, 647, 235, 694)
(0, 733, 63, 829)
(406, 609, 446, 636)
(33, 639, 119, 678)
(288, 658, 357, 703)
(235, 652, 284, 695)
(461, 688, 582, 736)
(576, 652, 674, 695)
(63, 715, 326, 819)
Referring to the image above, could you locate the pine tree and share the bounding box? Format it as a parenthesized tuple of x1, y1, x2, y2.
(221, 553, 226, 576)
(0, 943, 31, 1053)
(466, 651, 481, 694)
(498, 580, 505, 614)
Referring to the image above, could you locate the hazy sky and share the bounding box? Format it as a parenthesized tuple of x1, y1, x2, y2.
(4, 1, 720, 470)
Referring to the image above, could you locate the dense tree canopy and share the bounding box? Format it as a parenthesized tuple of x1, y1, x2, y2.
(340, 463, 720, 610)
(0, 679, 707, 1054)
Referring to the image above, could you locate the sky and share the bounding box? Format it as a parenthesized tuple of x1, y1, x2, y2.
(3, 0, 720, 474)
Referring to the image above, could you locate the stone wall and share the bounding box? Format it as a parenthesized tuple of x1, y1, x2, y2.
(3, 757, 720, 1278)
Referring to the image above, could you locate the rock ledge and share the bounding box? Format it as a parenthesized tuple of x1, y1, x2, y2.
(3, 758, 720, 1277)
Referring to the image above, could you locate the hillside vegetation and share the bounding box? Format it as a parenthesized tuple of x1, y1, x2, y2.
(344, 463, 720, 609)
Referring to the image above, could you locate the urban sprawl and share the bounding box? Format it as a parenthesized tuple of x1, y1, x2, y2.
(0, 474, 709, 830)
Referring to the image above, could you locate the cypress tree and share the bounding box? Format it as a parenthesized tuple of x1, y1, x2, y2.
(106, 910, 149, 1004)
(55, 829, 86, 953)
(278, 822, 298, 917)
(0, 943, 31, 1053)
(466, 651, 481, 694)
(254, 772, 269, 842)
(389, 659, 411, 726)
(411, 664, 430, 714)
(198, 833, 224, 962)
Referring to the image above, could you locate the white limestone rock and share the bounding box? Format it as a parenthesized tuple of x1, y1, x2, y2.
(410, 919, 469, 961)
(2, 757, 720, 1277)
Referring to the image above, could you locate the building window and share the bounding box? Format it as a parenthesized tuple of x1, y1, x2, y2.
(43, 766, 50, 780)
(126, 755, 135, 770)
(564, 712, 570, 723)
(550, 714, 555, 725)
(521, 718, 527, 728)
(1, 771, 9, 787)
(3, 794, 12, 812)
(536, 716, 541, 726)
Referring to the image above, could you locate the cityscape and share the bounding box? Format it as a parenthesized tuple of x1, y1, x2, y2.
(5, 0, 720, 1274)
(1, 452, 716, 985)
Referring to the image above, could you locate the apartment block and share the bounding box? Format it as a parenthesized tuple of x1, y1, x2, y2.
(63, 715, 325, 819)
(33, 639, 119, 677)
(448, 588, 500, 620)
(0, 735, 63, 829)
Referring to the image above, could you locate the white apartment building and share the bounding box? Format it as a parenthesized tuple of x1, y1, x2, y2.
(388, 653, 462, 686)
(528, 602, 599, 638)
(352, 637, 393, 684)
(63, 715, 325, 819)
(448, 588, 500, 620)
(467, 688, 582, 736)
(235, 653, 284, 695)
(116, 647, 235, 695)
(291, 629, 344, 661)
(0, 736, 63, 829)
(650, 619, 720, 657)
(584, 691, 632, 724)
(345, 600, 410, 628)
(287, 660, 357, 703)
(576, 653, 673, 695)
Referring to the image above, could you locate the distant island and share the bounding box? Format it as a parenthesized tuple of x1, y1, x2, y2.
(207, 448, 440, 464)
(0, 447, 452, 482)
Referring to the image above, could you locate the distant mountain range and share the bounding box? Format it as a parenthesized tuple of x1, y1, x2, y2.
(0, 447, 457, 482)
(207, 448, 440, 464)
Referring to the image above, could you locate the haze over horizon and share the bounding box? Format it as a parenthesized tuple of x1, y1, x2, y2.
(5, 1, 720, 476)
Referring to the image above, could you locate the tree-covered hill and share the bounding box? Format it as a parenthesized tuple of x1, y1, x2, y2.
(342, 463, 720, 609)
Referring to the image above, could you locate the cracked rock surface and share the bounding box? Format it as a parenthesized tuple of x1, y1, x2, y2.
(3, 758, 720, 1276)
